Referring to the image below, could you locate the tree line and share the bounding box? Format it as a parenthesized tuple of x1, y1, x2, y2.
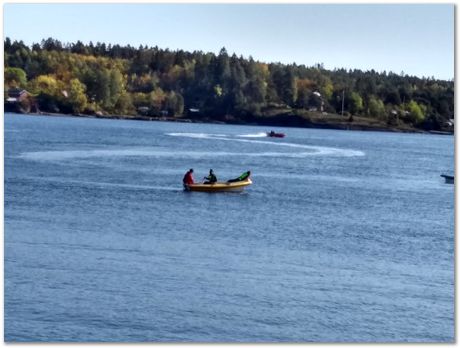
(4, 37, 454, 130)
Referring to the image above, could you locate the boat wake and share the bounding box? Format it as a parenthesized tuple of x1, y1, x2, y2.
(166, 132, 229, 139)
(166, 132, 365, 157)
(18, 132, 364, 162)
(237, 132, 268, 138)
(18, 148, 360, 161)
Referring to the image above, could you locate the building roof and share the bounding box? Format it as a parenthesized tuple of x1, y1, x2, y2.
(7, 89, 28, 98)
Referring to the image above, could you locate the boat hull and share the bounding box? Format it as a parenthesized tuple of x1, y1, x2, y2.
(267, 132, 285, 138)
(441, 174, 454, 184)
(185, 178, 252, 192)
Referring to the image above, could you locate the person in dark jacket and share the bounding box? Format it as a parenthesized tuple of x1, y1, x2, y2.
(204, 169, 217, 184)
(227, 171, 251, 183)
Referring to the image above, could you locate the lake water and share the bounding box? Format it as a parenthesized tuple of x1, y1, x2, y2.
(4, 113, 454, 342)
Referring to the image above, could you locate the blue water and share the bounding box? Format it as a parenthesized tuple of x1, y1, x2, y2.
(4, 113, 454, 342)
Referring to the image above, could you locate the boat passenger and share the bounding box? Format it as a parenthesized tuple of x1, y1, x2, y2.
(204, 169, 217, 184)
(227, 171, 251, 183)
(183, 168, 194, 187)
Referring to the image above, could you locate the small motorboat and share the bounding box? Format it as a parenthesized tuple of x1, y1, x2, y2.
(441, 174, 454, 184)
(184, 178, 252, 192)
(267, 131, 285, 138)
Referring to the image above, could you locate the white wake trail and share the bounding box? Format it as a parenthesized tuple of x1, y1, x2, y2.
(237, 132, 268, 138)
(166, 132, 365, 157)
(18, 132, 365, 162)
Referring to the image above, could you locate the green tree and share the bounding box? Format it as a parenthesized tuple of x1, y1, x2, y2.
(107, 69, 124, 109)
(28, 75, 63, 112)
(367, 96, 385, 119)
(28, 74, 59, 95)
(165, 91, 184, 116)
(115, 91, 135, 115)
(82, 68, 110, 107)
(272, 65, 297, 106)
(406, 100, 425, 124)
(246, 66, 266, 104)
(215, 47, 231, 86)
(349, 92, 364, 114)
(229, 56, 247, 112)
(149, 88, 166, 113)
(5, 67, 27, 88)
(131, 92, 150, 108)
(67, 78, 88, 113)
(320, 79, 334, 101)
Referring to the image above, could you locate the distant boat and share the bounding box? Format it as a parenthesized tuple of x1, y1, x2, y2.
(267, 131, 285, 138)
(441, 174, 454, 184)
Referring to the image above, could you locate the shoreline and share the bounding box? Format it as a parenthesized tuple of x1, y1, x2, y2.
(6, 111, 454, 136)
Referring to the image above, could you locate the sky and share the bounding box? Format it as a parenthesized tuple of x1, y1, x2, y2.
(3, 3, 455, 80)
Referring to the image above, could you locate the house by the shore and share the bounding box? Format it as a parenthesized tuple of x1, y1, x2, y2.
(5, 88, 29, 102)
(4, 88, 34, 113)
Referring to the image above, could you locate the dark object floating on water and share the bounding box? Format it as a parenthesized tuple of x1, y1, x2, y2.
(441, 174, 454, 184)
(267, 131, 285, 138)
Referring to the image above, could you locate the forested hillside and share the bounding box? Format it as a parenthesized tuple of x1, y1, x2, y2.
(4, 38, 454, 131)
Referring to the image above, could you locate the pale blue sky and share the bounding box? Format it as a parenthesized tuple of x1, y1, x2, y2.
(3, 3, 455, 80)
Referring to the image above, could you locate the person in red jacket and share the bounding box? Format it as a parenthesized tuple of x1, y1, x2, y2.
(183, 168, 194, 188)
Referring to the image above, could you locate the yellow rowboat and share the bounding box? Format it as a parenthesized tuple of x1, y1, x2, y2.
(184, 178, 252, 192)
